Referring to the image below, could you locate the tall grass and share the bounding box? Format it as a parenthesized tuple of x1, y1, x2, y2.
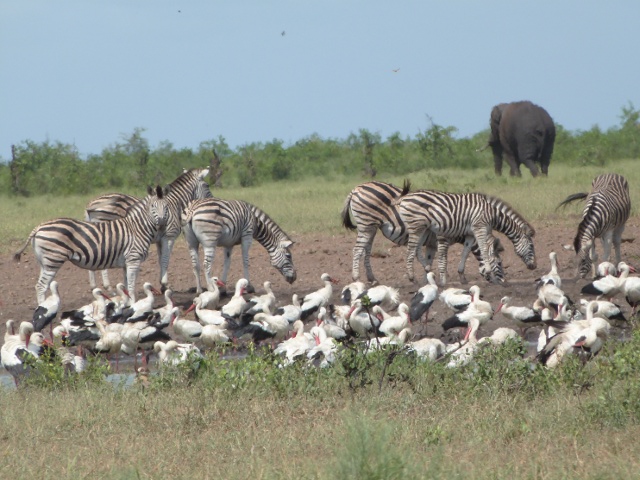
(3, 335, 640, 478)
(2, 160, 640, 253)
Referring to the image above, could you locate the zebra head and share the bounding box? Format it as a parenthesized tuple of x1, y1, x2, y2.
(576, 240, 594, 278)
(513, 229, 537, 270)
(269, 239, 296, 284)
(479, 236, 505, 283)
(146, 185, 170, 228)
(193, 167, 213, 199)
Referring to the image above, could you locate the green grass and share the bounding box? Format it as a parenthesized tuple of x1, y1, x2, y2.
(2, 159, 640, 253)
(3, 336, 640, 479)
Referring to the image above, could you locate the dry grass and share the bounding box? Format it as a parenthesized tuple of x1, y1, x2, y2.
(3, 159, 640, 253)
(2, 339, 640, 479)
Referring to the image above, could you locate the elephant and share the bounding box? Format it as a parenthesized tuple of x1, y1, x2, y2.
(487, 101, 556, 177)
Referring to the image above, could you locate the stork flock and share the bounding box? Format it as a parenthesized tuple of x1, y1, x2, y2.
(2, 250, 640, 386)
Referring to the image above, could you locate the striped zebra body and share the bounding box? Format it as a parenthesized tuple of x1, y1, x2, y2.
(182, 198, 296, 292)
(84, 168, 212, 290)
(341, 181, 503, 284)
(14, 186, 170, 304)
(559, 173, 630, 278)
(397, 190, 536, 285)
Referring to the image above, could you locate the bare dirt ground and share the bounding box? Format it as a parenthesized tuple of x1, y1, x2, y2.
(2, 215, 640, 345)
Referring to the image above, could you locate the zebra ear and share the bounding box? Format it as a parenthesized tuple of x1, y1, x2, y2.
(199, 167, 210, 178)
(155, 185, 165, 199)
(162, 185, 171, 198)
(280, 240, 294, 249)
(147, 185, 154, 196)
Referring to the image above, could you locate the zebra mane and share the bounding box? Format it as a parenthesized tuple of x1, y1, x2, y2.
(401, 179, 411, 196)
(250, 203, 293, 244)
(169, 168, 204, 188)
(573, 198, 598, 254)
(486, 195, 536, 237)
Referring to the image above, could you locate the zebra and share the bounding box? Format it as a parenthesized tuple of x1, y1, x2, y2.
(181, 197, 296, 293)
(84, 167, 212, 291)
(340, 180, 505, 284)
(396, 189, 536, 285)
(558, 173, 630, 278)
(14, 186, 170, 304)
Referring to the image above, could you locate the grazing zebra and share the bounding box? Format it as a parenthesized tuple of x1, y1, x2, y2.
(397, 190, 536, 285)
(181, 198, 296, 292)
(341, 180, 504, 284)
(84, 167, 212, 290)
(14, 186, 170, 304)
(558, 173, 630, 278)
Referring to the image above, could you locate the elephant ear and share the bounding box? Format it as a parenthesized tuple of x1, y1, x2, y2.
(490, 104, 506, 127)
(489, 104, 507, 143)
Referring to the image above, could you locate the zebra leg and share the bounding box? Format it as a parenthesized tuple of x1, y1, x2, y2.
(405, 228, 427, 283)
(187, 243, 203, 294)
(419, 231, 436, 273)
(204, 245, 220, 289)
(472, 227, 499, 284)
(456, 236, 475, 284)
(36, 268, 58, 304)
(183, 224, 203, 293)
(101, 269, 111, 290)
(612, 225, 625, 265)
(601, 231, 613, 264)
(89, 270, 98, 289)
(436, 237, 450, 286)
(353, 226, 377, 282)
(590, 242, 599, 278)
(240, 234, 254, 288)
(125, 260, 141, 304)
(158, 237, 176, 292)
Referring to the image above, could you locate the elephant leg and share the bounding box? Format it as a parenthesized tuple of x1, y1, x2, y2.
(492, 147, 504, 176)
(541, 161, 549, 176)
(517, 142, 540, 177)
(504, 153, 521, 177)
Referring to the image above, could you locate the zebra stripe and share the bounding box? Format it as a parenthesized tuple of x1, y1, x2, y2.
(85, 193, 139, 222)
(14, 186, 170, 304)
(341, 181, 504, 284)
(397, 190, 536, 284)
(84, 167, 212, 290)
(182, 197, 296, 292)
(559, 173, 630, 278)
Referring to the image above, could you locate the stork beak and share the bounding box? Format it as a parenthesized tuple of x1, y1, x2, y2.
(184, 304, 196, 315)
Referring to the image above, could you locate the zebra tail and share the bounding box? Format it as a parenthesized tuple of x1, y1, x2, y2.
(13, 226, 38, 263)
(557, 192, 588, 210)
(341, 192, 356, 230)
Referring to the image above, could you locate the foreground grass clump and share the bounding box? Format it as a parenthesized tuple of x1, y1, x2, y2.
(3, 333, 640, 478)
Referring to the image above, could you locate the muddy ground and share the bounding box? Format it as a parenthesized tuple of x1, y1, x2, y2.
(2, 214, 640, 344)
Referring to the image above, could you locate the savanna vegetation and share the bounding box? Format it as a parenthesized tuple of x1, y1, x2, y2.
(1, 103, 639, 196)
(2, 328, 640, 478)
(2, 104, 640, 479)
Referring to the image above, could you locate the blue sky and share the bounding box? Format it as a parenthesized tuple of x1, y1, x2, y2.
(1, 1, 639, 160)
